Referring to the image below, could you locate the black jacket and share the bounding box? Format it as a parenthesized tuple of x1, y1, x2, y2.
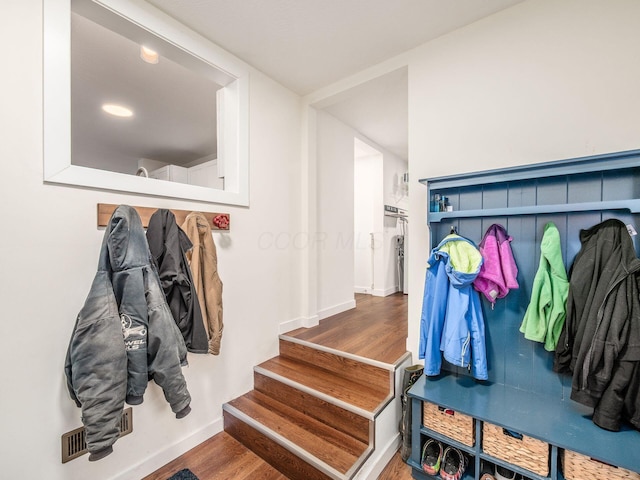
(555, 219, 640, 431)
(65, 206, 191, 460)
(147, 209, 209, 353)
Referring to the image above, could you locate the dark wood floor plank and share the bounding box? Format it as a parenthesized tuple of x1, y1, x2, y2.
(377, 451, 413, 480)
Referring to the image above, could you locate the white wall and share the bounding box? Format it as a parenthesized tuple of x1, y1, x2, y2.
(0, 1, 302, 478)
(316, 110, 357, 317)
(406, 0, 640, 357)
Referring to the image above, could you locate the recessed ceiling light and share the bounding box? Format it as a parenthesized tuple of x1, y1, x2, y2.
(140, 46, 159, 64)
(102, 103, 133, 118)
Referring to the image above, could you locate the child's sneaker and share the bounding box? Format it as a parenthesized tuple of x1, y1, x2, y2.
(440, 446, 467, 480)
(421, 439, 443, 475)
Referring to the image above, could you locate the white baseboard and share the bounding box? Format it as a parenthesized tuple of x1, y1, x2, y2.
(115, 418, 223, 480)
(318, 299, 356, 320)
(279, 314, 320, 333)
(356, 286, 399, 297)
(279, 317, 303, 334)
(372, 286, 399, 297)
(279, 304, 352, 333)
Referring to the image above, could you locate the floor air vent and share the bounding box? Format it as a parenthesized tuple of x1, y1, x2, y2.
(61, 407, 133, 463)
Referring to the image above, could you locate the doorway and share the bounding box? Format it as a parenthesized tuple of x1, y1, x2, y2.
(353, 138, 383, 295)
(310, 65, 408, 317)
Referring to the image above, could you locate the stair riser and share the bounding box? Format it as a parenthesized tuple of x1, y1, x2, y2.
(279, 338, 391, 392)
(254, 371, 371, 445)
(224, 410, 333, 480)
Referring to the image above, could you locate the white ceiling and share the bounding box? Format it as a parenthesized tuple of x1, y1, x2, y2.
(73, 0, 525, 169)
(143, 0, 524, 160)
(146, 0, 525, 96)
(323, 67, 409, 159)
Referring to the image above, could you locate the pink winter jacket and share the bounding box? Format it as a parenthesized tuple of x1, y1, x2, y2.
(473, 224, 519, 304)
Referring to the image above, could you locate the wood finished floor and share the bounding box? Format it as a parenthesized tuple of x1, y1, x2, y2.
(287, 292, 408, 365)
(143, 432, 412, 480)
(143, 293, 412, 480)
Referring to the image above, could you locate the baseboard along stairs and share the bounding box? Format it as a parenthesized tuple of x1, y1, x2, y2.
(223, 335, 407, 480)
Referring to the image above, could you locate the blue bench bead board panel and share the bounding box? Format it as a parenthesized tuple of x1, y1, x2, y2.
(410, 149, 640, 480)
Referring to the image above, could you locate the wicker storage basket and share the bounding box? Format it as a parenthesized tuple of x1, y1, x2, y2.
(563, 449, 640, 480)
(482, 422, 549, 476)
(422, 401, 475, 446)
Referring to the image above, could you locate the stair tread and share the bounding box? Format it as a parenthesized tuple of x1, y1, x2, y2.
(258, 356, 389, 413)
(228, 391, 368, 475)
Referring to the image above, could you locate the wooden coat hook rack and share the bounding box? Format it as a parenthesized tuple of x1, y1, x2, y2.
(97, 204, 231, 231)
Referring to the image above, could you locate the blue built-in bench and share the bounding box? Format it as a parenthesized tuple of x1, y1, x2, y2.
(408, 375, 640, 479)
(409, 149, 640, 480)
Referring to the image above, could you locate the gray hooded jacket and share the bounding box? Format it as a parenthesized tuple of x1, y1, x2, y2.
(65, 205, 191, 461)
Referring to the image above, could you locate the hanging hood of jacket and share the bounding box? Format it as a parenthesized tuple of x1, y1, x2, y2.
(102, 206, 149, 270)
(437, 234, 484, 286)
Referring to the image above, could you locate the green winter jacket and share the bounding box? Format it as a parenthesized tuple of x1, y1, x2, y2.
(519, 222, 569, 351)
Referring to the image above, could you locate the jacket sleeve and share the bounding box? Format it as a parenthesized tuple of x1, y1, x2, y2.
(592, 360, 636, 432)
(554, 256, 582, 373)
(553, 285, 575, 373)
(65, 273, 127, 460)
(419, 260, 448, 375)
(468, 291, 488, 380)
(113, 268, 150, 405)
(145, 265, 192, 417)
(520, 259, 553, 345)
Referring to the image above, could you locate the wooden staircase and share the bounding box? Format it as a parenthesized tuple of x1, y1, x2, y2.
(223, 335, 396, 480)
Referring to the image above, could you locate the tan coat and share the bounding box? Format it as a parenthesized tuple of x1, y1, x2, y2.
(182, 212, 224, 355)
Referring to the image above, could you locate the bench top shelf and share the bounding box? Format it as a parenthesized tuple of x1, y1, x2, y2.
(427, 199, 640, 223)
(408, 373, 640, 474)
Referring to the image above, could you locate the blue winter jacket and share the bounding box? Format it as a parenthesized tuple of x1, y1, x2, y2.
(419, 234, 488, 380)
